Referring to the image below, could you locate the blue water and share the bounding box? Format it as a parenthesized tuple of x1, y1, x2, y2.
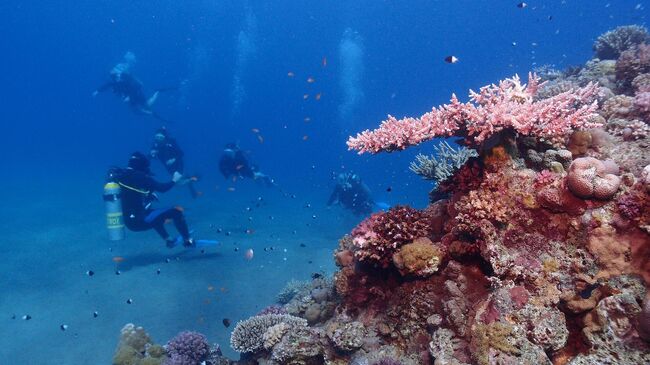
(0, 1, 646, 363)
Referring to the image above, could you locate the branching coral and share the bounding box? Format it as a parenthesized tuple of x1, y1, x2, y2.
(409, 141, 478, 184)
(347, 73, 599, 153)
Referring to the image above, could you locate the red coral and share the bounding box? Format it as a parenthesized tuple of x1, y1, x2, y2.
(617, 188, 647, 219)
(351, 206, 433, 267)
(534, 170, 557, 188)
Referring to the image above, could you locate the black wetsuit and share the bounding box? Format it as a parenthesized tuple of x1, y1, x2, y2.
(118, 168, 190, 240)
(97, 73, 148, 110)
(219, 150, 255, 179)
(151, 138, 184, 175)
(327, 181, 374, 216)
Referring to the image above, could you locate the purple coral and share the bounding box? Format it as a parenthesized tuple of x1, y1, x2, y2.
(164, 331, 210, 365)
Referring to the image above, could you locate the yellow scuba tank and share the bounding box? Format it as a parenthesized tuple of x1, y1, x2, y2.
(103, 181, 125, 241)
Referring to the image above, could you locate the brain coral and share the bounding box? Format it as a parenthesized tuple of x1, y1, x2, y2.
(566, 157, 621, 200)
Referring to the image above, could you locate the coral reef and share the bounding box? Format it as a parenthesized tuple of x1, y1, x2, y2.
(593, 25, 649, 60)
(113, 25, 650, 365)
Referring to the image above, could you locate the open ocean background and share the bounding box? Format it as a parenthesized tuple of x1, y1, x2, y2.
(0, 1, 646, 363)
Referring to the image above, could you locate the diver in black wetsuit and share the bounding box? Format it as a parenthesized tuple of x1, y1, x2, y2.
(118, 152, 195, 247)
(149, 127, 198, 198)
(327, 172, 374, 216)
(218, 143, 275, 187)
(93, 52, 170, 122)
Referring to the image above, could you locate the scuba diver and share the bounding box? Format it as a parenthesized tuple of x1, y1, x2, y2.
(218, 143, 275, 187)
(93, 52, 172, 122)
(114, 152, 195, 247)
(327, 172, 375, 216)
(149, 127, 198, 198)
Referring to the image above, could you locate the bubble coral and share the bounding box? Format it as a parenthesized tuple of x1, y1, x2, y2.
(566, 157, 621, 200)
(163, 331, 209, 365)
(593, 25, 649, 60)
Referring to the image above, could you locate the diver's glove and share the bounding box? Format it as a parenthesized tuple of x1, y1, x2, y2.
(172, 171, 184, 183)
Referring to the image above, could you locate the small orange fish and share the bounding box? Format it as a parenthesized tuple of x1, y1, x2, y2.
(251, 128, 260, 133)
(112, 256, 125, 263)
(302, 135, 309, 141)
(245, 248, 254, 260)
(236, 164, 244, 170)
(175, 205, 184, 212)
(303, 94, 309, 100)
(208, 285, 215, 291)
(220, 287, 227, 292)
(227, 187, 236, 192)
(307, 77, 315, 83)
(257, 135, 264, 144)
(322, 57, 327, 67)
(287, 71, 295, 77)
(315, 93, 321, 100)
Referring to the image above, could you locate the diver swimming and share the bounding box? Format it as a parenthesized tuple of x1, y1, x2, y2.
(93, 52, 173, 122)
(149, 127, 199, 198)
(327, 172, 375, 216)
(218, 143, 275, 187)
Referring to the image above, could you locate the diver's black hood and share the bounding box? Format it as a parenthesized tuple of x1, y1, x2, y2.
(128, 152, 151, 173)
